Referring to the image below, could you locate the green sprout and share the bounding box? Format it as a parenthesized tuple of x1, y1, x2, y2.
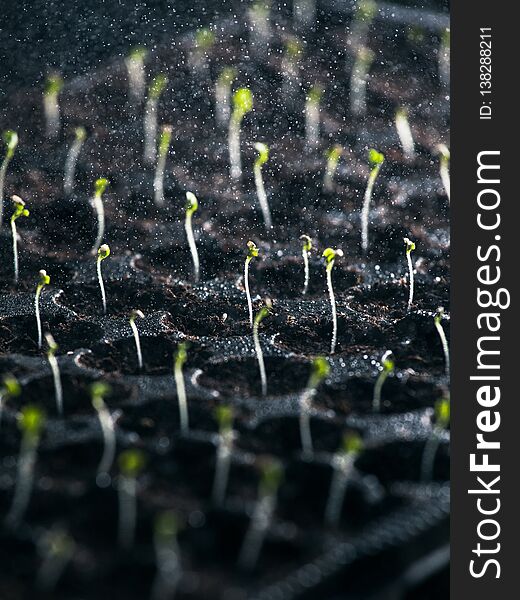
(64, 126, 87, 196)
(253, 300, 272, 397)
(35, 269, 50, 350)
(421, 397, 450, 482)
(300, 234, 312, 295)
(238, 457, 283, 571)
(244, 240, 259, 328)
(90, 177, 109, 254)
(215, 66, 237, 127)
(0, 130, 18, 228)
(10, 195, 30, 284)
(439, 28, 450, 88)
(299, 357, 330, 459)
(0, 374, 21, 427)
(91, 382, 115, 487)
(437, 143, 450, 202)
(372, 350, 394, 412)
(36, 527, 76, 593)
(185, 192, 200, 283)
(97, 244, 110, 315)
(152, 511, 181, 598)
(5, 405, 46, 528)
(305, 84, 323, 149)
(361, 148, 384, 253)
(118, 449, 146, 550)
(174, 342, 189, 434)
(125, 46, 148, 104)
(323, 247, 343, 354)
(253, 142, 272, 229)
(43, 73, 63, 139)
(45, 332, 63, 417)
(129, 310, 145, 371)
(229, 87, 253, 181)
(350, 46, 374, 117)
(323, 144, 343, 192)
(324, 432, 363, 526)
(404, 237, 416, 311)
(154, 125, 172, 206)
(212, 405, 235, 506)
(434, 307, 450, 379)
(144, 74, 168, 165)
(395, 107, 415, 161)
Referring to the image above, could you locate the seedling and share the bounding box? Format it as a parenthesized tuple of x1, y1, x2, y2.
(154, 125, 172, 206)
(0, 130, 18, 228)
(348, 0, 377, 52)
(300, 234, 312, 295)
(305, 84, 322, 150)
(323, 144, 343, 192)
(247, 1, 271, 59)
(299, 357, 330, 459)
(90, 177, 109, 254)
(293, 0, 316, 29)
(0, 375, 21, 427)
(361, 148, 384, 253)
(238, 457, 283, 571)
(174, 342, 189, 434)
(5, 405, 46, 528)
(191, 27, 215, 73)
(438, 28, 450, 88)
(125, 46, 148, 104)
(43, 73, 63, 139)
(10, 195, 30, 284)
(437, 143, 450, 202)
(118, 449, 146, 549)
(421, 397, 450, 482)
(244, 241, 259, 328)
(64, 126, 86, 196)
(129, 310, 145, 370)
(395, 107, 415, 161)
(324, 432, 363, 526)
(372, 350, 394, 412)
(281, 36, 302, 104)
(434, 307, 450, 378)
(350, 46, 374, 117)
(404, 237, 416, 311)
(45, 333, 63, 416)
(253, 300, 272, 397)
(229, 87, 253, 181)
(36, 528, 75, 592)
(253, 142, 272, 229)
(35, 269, 50, 350)
(184, 192, 200, 282)
(152, 511, 181, 600)
(97, 244, 110, 315)
(91, 382, 115, 487)
(323, 247, 343, 354)
(212, 405, 235, 505)
(215, 66, 237, 127)
(144, 74, 168, 165)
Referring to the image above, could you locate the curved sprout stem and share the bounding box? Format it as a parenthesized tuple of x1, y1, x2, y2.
(97, 256, 107, 315)
(44, 94, 61, 140)
(64, 128, 86, 196)
(144, 99, 158, 165)
(91, 195, 105, 255)
(372, 350, 394, 412)
(438, 144, 450, 202)
(302, 250, 310, 295)
(305, 87, 321, 149)
(93, 399, 116, 485)
(434, 308, 450, 379)
(11, 218, 19, 284)
(118, 475, 137, 549)
(228, 113, 242, 181)
(350, 46, 374, 117)
(125, 49, 147, 105)
(395, 108, 415, 161)
(253, 312, 267, 396)
(174, 344, 189, 434)
(404, 237, 416, 311)
(35, 271, 50, 350)
(361, 150, 384, 253)
(324, 453, 356, 526)
(185, 205, 200, 283)
(45, 334, 63, 416)
(325, 265, 338, 354)
(129, 311, 144, 370)
(212, 429, 234, 505)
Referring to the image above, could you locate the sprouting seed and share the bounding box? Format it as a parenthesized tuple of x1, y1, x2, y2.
(293, 0, 316, 29)
(323, 247, 343, 355)
(154, 125, 172, 206)
(35, 270, 50, 350)
(253, 300, 271, 397)
(229, 88, 253, 181)
(215, 66, 237, 127)
(395, 107, 415, 161)
(305, 84, 322, 150)
(212, 405, 235, 506)
(91, 382, 115, 487)
(10, 195, 30, 284)
(174, 342, 189, 434)
(421, 397, 450, 482)
(438, 28, 450, 88)
(350, 46, 374, 117)
(5, 405, 46, 529)
(0, 130, 18, 228)
(118, 449, 146, 550)
(129, 310, 145, 371)
(152, 511, 182, 600)
(97, 244, 111, 315)
(45, 333, 63, 417)
(434, 307, 450, 378)
(90, 177, 109, 255)
(191, 27, 216, 73)
(324, 432, 363, 527)
(185, 192, 200, 283)
(36, 527, 75, 593)
(0, 375, 21, 427)
(43, 73, 63, 139)
(323, 144, 343, 192)
(437, 143, 450, 202)
(361, 148, 385, 253)
(64, 126, 87, 196)
(299, 357, 330, 459)
(253, 142, 272, 229)
(125, 46, 148, 105)
(372, 350, 395, 412)
(244, 240, 259, 328)
(144, 74, 168, 165)
(300, 234, 312, 295)
(404, 237, 416, 311)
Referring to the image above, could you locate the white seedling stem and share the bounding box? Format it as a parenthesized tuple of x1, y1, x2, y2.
(92, 194, 105, 255)
(185, 209, 200, 283)
(305, 95, 320, 149)
(395, 109, 415, 161)
(64, 129, 85, 195)
(44, 94, 60, 140)
(152, 522, 181, 600)
(299, 391, 313, 458)
(126, 56, 146, 104)
(324, 453, 356, 527)
(238, 493, 275, 571)
(372, 350, 394, 412)
(245, 257, 254, 328)
(11, 219, 19, 284)
(49, 352, 63, 416)
(253, 315, 267, 397)
(434, 310, 450, 379)
(175, 353, 189, 434)
(97, 257, 107, 315)
(129, 312, 144, 370)
(118, 475, 137, 549)
(253, 143, 272, 229)
(94, 402, 116, 486)
(326, 265, 338, 355)
(361, 153, 384, 254)
(212, 430, 234, 505)
(350, 47, 373, 117)
(302, 248, 310, 295)
(228, 114, 242, 181)
(144, 98, 159, 165)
